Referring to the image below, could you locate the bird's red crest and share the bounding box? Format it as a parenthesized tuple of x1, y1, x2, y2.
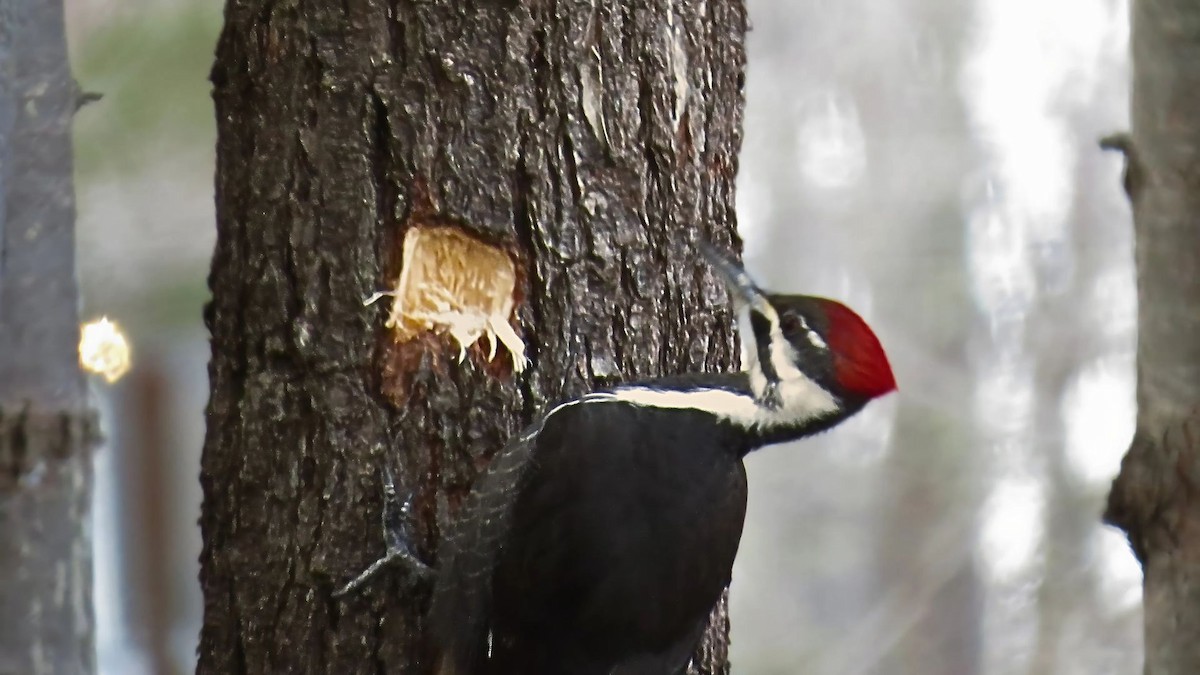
(816, 299, 896, 399)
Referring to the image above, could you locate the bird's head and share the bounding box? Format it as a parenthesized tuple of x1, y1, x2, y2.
(700, 242, 896, 418)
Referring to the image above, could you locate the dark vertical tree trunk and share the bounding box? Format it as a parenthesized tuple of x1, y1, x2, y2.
(1104, 1, 1200, 673)
(199, 1, 747, 673)
(0, 0, 97, 673)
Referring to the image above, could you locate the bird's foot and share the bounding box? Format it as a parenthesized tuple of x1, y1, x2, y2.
(334, 465, 433, 598)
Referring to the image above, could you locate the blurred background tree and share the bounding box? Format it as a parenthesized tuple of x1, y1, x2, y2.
(1, 0, 98, 673)
(0, 0, 104, 667)
(67, 0, 1141, 673)
(1104, 1, 1200, 674)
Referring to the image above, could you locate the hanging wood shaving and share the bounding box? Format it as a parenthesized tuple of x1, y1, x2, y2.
(366, 227, 528, 372)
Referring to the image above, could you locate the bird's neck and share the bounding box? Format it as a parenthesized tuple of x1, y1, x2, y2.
(609, 371, 852, 454)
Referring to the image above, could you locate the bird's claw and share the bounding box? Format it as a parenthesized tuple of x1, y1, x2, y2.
(334, 466, 433, 598)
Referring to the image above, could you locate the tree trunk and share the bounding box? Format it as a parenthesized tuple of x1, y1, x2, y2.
(199, 1, 747, 673)
(1104, 1, 1200, 674)
(0, 1, 97, 674)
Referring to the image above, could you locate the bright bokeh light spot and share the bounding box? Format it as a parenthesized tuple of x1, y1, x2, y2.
(982, 475, 1045, 582)
(1096, 526, 1142, 610)
(79, 317, 132, 383)
(1063, 356, 1135, 485)
(795, 90, 866, 189)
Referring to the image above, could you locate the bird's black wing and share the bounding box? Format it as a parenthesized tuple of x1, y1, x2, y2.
(426, 418, 544, 675)
(611, 618, 708, 675)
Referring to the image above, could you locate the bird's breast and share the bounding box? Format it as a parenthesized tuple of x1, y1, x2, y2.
(494, 404, 749, 656)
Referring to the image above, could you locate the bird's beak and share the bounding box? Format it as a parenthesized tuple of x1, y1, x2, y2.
(697, 240, 777, 322)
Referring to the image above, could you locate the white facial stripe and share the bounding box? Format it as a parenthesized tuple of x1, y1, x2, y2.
(609, 380, 839, 431)
(764, 312, 807, 384)
(747, 367, 771, 404)
(738, 302, 821, 401)
(735, 305, 768, 398)
(769, 330, 804, 380)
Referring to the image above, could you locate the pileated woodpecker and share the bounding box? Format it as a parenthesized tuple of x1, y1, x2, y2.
(339, 242, 896, 675)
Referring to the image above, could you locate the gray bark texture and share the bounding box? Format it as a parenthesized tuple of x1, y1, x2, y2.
(0, 0, 97, 674)
(199, 1, 748, 673)
(1104, 1, 1200, 674)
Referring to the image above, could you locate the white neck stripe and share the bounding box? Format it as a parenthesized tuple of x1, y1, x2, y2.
(610, 382, 838, 430)
(521, 378, 839, 441)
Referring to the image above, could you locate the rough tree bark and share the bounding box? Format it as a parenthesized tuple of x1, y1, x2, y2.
(0, 1, 98, 674)
(199, 1, 747, 673)
(1104, 1, 1200, 674)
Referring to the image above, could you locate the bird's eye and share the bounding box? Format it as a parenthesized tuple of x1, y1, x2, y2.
(780, 312, 805, 334)
(781, 312, 827, 350)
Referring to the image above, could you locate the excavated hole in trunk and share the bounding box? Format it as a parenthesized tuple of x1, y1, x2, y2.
(370, 226, 527, 405)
